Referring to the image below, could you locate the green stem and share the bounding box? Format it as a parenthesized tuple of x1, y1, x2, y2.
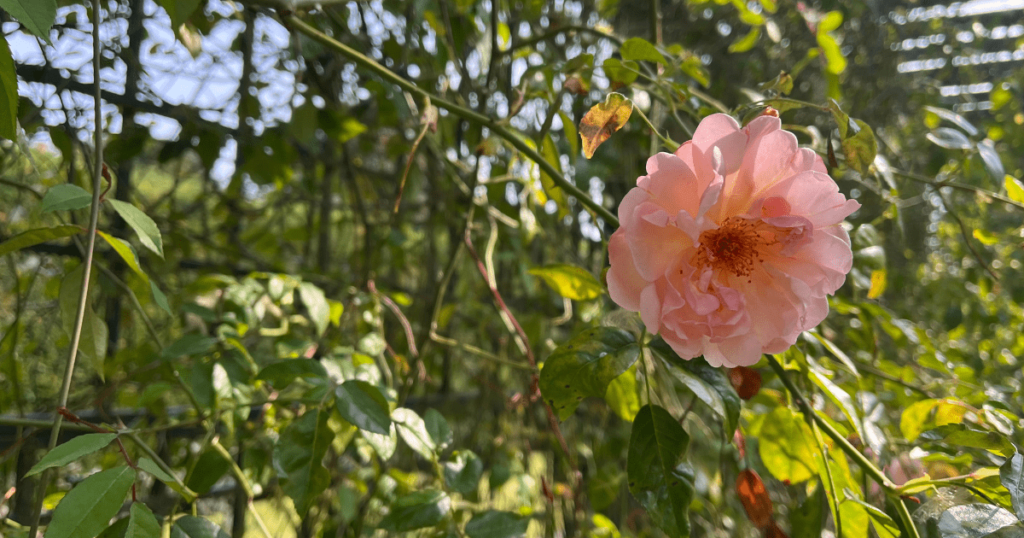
(632, 105, 678, 150)
(895, 497, 922, 538)
(29, 2, 106, 535)
(281, 14, 618, 228)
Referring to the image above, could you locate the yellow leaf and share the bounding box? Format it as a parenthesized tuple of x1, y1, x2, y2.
(1005, 175, 1024, 204)
(867, 269, 886, 299)
(579, 93, 633, 159)
(972, 228, 998, 245)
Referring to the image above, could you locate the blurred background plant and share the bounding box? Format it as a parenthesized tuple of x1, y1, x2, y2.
(1, 0, 1023, 536)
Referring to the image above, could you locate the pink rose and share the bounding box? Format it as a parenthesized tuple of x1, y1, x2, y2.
(607, 113, 860, 367)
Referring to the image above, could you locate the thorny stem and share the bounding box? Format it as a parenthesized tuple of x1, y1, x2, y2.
(281, 14, 618, 228)
(29, 1, 107, 533)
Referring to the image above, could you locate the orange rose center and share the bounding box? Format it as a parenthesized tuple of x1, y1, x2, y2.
(696, 217, 781, 278)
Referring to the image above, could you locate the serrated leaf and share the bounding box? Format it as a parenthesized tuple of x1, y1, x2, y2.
(44, 466, 136, 538)
(620, 37, 666, 64)
(393, 407, 436, 460)
(42, 184, 92, 213)
(27, 433, 117, 477)
(170, 516, 230, 538)
(539, 326, 640, 420)
(0, 0, 57, 41)
(335, 380, 391, 435)
(1001, 453, 1024, 521)
(298, 282, 329, 336)
(465, 511, 530, 538)
(579, 92, 633, 159)
(379, 490, 450, 532)
(529, 263, 604, 300)
(759, 407, 816, 484)
(273, 407, 334, 515)
(0, 35, 18, 140)
(444, 450, 483, 495)
(126, 503, 161, 538)
(108, 200, 164, 258)
(0, 225, 83, 258)
(627, 405, 694, 537)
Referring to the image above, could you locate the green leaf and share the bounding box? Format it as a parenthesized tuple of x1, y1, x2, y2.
(125, 503, 161, 538)
(900, 399, 941, 441)
(601, 58, 639, 86)
(108, 200, 164, 258)
(27, 433, 118, 477)
(1005, 176, 1024, 204)
(559, 111, 579, 166)
(379, 490, 450, 532)
(627, 405, 694, 537)
(444, 450, 483, 495)
(44, 466, 136, 538)
(620, 37, 666, 65)
(938, 504, 1018, 537)
(0, 35, 17, 140)
(604, 364, 641, 421)
(807, 360, 864, 440)
(528, 264, 604, 300)
(393, 407, 436, 460)
(170, 516, 230, 538)
(539, 326, 640, 420)
(42, 184, 92, 213)
(650, 339, 740, 434)
(728, 27, 760, 53)
(539, 133, 568, 217)
(298, 282, 329, 336)
(759, 407, 816, 484)
(97, 232, 147, 280)
(362, 423, 397, 460)
(1001, 453, 1024, 521)
(273, 406, 334, 515)
(335, 380, 392, 435)
(150, 281, 171, 315)
(162, 334, 217, 359)
(257, 359, 328, 389)
(136, 458, 173, 484)
(919, 424, 1015, 457)
(841, 119, 877, 175)
(842, 492, 899, 538)
(424, 408, 453, 451)
(0, 0, 56, 41)
(0, 225, 83, 258)
(465, 511, 530, 538)
(157, 0, 201, 31)
(791, 482, 826, 537)
(185, 450, 230, 495)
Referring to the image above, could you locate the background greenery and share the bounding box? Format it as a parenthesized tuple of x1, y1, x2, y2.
(1, 0, 1023, 537)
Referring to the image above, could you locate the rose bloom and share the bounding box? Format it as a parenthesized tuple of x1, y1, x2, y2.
(607, 113, 860, 367)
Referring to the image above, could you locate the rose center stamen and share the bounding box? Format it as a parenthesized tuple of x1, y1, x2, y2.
(696, 217, 779, 278)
